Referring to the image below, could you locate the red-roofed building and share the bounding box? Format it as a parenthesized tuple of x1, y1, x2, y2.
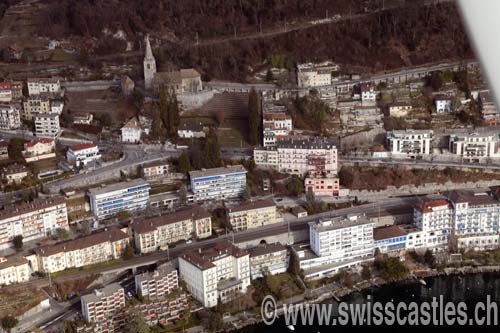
(66, 142, 100, 167)
(413, 199, 453, 249)
(22, 138, 55, 162)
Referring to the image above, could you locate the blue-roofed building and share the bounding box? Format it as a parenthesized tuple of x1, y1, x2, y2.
(373, 225, 408, 253)
(88, 179, 151, 220)
(189, 165, 247, 202)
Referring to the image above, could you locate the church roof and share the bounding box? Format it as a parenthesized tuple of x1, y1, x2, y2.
(144, 35, 155, 61)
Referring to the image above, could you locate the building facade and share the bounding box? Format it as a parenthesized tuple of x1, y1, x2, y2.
(22, 96, 51, 120)
(88, 179, 151, 220)
(142, 160, 170, 180)
(22, 138, 56, 162)
(387, 102, 412, 117)
(27, 78, 62, 96)
(373, 225, 408, 253)
(297, 62, 338, 88)
(262, 112, 293, 147)
(0, 256, 30, 285)
(449, 133, 499, 160)
(387, 129, 433, 158)
(304, 176, 341, 197)
(35, 227, 129, 273)
(0, 104, 21, 129)
(81, 284, 126, 326)
(0, 198, 68, 250)
(131, 206, 212, 254)
(34, 113, 60, 138)
(248, 242, 289, 279)
(179, 241, 250, 307)
(135, 263, 179, 300)
(189, 165, 247, 202)
(67, 143, 101, 167)
(1, 164, 28, 184)
(226, 199, 278, 232)
(121, 117, 143, 143)
(414, 199, 453, 249)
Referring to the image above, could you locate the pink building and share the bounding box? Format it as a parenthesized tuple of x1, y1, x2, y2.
(304, 177, 340, 196)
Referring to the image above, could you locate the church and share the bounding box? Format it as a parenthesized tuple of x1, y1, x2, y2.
(143, 36, 203, 95)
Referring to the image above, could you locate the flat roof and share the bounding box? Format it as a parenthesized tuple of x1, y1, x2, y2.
(373, 225, 408, 241)
(227, 198, 275, 214)
(87, 179, 150, 196)
(189, 165, 246, 179)
(249, 242, 287, 257)
(309, 215, 372, 232)
(81, 283, 123, 303)
(446, 189, 499, 206)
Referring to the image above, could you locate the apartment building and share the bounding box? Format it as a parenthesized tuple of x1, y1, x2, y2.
(297, 62, 338, 88)
(142, 160, 170, 180)
(1, 164, 28, 184)
(81, 284, 126, 325)
(292, 215, 374, 280)
(50, 100, 64, 114)
(0, 198, 68, 250)
(478, 90, 500, 126)
(435, 95, 452, 113)
(121, 117, 143, 143)
(0, 82, 22, 101)
(189, 165, 247, 202)
(304, 176, 341, 197)
(179, 241, 250, 307)
(34, 227, 129, 273)
(27, 78, 62, 96)
(23, 96, 50, 120)
(88, 179, 151, 220)
(253, 147, 279, 168)
(135, 263, 179, 299)
(449, 133, 499, 161)
(34, 113, 60, 138)
(387, 129, 433, 158)
(66, 143, 101, 167)
(22, 138, 55, 163)
(0, 256, 30, 285)
(387, 102, 412, 117)
(373, 225, 408, 253)
(0, 104, 21, 129)
(360, 83, 377, 106)
(447, 189, 500, 251)
(248, 242, 289, 279)
(130, 205, 211, 253)
(226, 198, 278, 232)
(262, 112, 293, 147)
(414, 199, 453, 249)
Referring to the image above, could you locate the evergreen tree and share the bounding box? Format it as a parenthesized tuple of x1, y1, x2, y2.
(1, 316, 18, 333)
(178, 152, 192, 173)
(167, 93, 180, 137)
(124, 309, 150, 333)
(159, 86, 169, 133)
(151, 108, 163, 140)
(204, 128, 221, 168)
(248, 88, 261, 145)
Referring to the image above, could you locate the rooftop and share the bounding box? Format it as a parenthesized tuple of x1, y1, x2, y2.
(0, 197, 65, 220)
(135, 262, 177, 284)
(178, 122, 204, 132)
(227, 198, 275, 214)
(189, 165, 247, 179)
(34, 227, 128, 257)
(27, 77, 61, 84)
(276, 136, 337, 150)
(446, 189, 499, 206)
(142, 159, 170, 169)
(0, 256, 28, 270)
(415, 199, 451, 213)
(180, 241, 248, 270)
(87, 179, 150, 196)
(81, 283, 123, 304)
(373, 225, 408, 241)
(2, 163, 27, 175)
(24, 138, 54, 148)
(130, 205, 210, 234)
(249, 242, 287, 257)
(122, 117, 142, 129)
(69, 142, 97, 151)
(388, 129, 434, 136)
(309, 215, 372, 232)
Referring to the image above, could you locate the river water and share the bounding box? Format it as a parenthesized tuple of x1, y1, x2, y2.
(238, 272, 500, 332)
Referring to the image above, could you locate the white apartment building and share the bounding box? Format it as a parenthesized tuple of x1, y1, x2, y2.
(23, 96, 51, 120)
(387, 129, 433, 158)
(0, 104, 21, 129)
(34, 227, 129, 273)
(253, 147, 279, 168)
(0, 82, 22, 101)
(189, 165, 247, 202)
(0, 198, 68, 250)
(131, 205, 212, 254)
(449, 133, 499, 160)
(88, 179, 151, 220)
(297, 62, 338, 88)
(293, 215, 374, 280)
(179, 241, 250, 307)
(34, 113, 60, 138)
(226, 198, 278, 232)
(142, 160, 170, 179)
(135, 263, 179, 300)
(1, 164, 28, 184)
(121, 117, 143, 143)
(81, 283, 126, 324)
(50, 100, 64, 114)
(262, 112, 293, 147)
(248, 242, 289, 279)
(0, 256, 30, 285)
(66, 143, 101, 167)
(360, 83, 377, 106)
(27, 78, 62, 96)
(447, 190, 500, 251)
(435, 96, 452, 113)
(414, 199, 453, 249)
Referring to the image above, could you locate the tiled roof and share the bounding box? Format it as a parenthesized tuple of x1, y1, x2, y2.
(446, 189, 499, 206)
(69, 142, 97, 151)
(227, 198, 275, 214)
(415, 199, 451, 213)
(249, 242, 287, 257)
(0, 197, 65, 220)
(24, 138, 54, 148)
(180, 241, 248, 270)
(373, 225, 407, 241)
(130, 205, 210, 234)
(34, 227, 128, 257)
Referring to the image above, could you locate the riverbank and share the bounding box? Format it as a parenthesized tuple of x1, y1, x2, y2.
(225, 264, 500, 332)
